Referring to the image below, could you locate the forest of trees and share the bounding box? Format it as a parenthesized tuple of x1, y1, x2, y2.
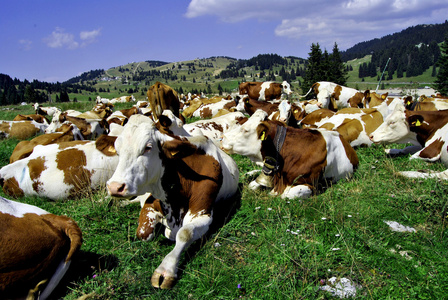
(343, 22, 448, 79)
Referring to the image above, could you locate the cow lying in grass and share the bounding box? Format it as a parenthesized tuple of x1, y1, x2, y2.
(370, 102, 448, 179)
(0, 135, 118, 200)
(106, 114, 239, 289)
(220, 109, 359, 198)
(0, 196, 82, 300)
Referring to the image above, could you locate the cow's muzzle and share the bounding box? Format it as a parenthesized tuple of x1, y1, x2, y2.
(107, 181, 128, 197)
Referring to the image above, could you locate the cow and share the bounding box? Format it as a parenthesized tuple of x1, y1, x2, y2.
(106, 106, 140, 126)
(147, 82, 181, 121)
(13, 114, 49, 124)
(76, 103, 114, 120)
(0, 135, 119, 200)
(110, 95, 136, 104)
(106, 114, 239, 289)
(220, 115, 358, 199)
(33, 103, 61, 117)
(45, 111, 109, 139)
(0, 120, 48, 140)
(370, 103, 448, 179)
(184, 111, 247, 146)
(0, 196, 82, 300)
(9, 127, 80, 163)
(301, 107, 385, 147)
(239, 81, 292, 101)
(301, 81, 365, 110)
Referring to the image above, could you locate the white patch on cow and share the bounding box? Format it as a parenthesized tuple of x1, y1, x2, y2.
(220, 109, 268, 163)
(258, 82, 272, 101)
(319, 129, 356, 181)
(0, 196, 48, 217)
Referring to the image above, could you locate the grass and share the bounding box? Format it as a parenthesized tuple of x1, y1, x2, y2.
(1, 102, 448, 299)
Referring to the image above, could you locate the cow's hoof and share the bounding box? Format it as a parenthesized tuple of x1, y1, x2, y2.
(151, 272, 176, 289)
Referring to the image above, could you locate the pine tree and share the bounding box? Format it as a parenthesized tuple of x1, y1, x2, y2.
(329, 43, 348, 85)
(302, 43, 324, 95)
(435, 35, 448, 96)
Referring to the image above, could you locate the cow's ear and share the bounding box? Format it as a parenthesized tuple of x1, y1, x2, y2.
(158, 115, 172, 128)
(161, 139, 197, 159)
(408, 115, 424, 127)
(364, 90, 370, 97)
(256, 122, 270, 141)
(95, 134, 117, 156)
(382, 92, 389, 100)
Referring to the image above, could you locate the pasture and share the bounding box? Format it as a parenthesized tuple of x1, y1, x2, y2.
(1, 101, 448, 299)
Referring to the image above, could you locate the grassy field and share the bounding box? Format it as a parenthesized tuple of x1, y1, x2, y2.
(1, 102, 448, 299)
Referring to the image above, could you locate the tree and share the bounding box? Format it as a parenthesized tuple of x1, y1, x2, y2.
(328, 43, 348, 85)
(302, 43, 324, 95)
(435, 34, 448, 96)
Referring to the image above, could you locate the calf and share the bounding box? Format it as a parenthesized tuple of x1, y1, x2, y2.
(370, 103, 448, 179)
(221, 118, 358, 198)
(106, 114, 239, 289)
(0, 135, 118, 200)
(0, 196, 82, 300)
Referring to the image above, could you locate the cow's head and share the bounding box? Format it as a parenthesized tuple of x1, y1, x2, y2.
(281, 81, 292, 95)
(45, 110, 64, 133)
(220, 109, 268, 163)
(370, 103, 417, 144)
(106, 115, 169, 198)
(277, 100, 292, 123)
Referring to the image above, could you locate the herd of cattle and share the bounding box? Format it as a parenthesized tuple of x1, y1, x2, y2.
(1, 80, 448, 298)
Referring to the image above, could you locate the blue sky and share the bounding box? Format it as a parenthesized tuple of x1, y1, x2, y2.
(1, 0, 447, 83)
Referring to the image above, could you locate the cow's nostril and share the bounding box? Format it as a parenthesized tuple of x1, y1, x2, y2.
(108, 181, 127, 196)
(117, 183, 125, 193)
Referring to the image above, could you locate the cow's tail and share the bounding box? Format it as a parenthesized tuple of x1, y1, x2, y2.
(298, 83, 318, 99)
(398, 169, 448, 180)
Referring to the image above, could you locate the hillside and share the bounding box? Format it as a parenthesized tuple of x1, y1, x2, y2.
(1, 21, 447, 105)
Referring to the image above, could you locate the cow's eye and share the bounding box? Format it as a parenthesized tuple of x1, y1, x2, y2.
(144, 144, 152, 153)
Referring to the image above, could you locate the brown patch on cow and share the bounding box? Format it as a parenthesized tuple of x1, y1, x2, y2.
(147, 81, 180, 121)
(418, 138, 445, 160)
(9, 122, 42, 140)
(199, 106, 213, 119)
(28, 157, 47, 193)
(360, 109, 384, 135)
(335, 119, 363, 144)
(13, 114, 49, 124)
(240, 82, 282, 101)
(56, 148, 92, 195)
(338, 135, 359, 167)
(0, 177, 24, 198)
(347, 92, 365, 108)
(300, 109, 336, 127)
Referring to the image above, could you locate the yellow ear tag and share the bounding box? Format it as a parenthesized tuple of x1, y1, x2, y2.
(260, 131, 267, 141)
(407, 101, 411, 105)
(294, 109, 298, 113)
(415, 120, 422, 126)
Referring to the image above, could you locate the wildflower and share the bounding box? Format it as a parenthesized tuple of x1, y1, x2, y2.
(347, 215, 352, 218)
(238, 284, 242, 289)
(93, 274, 97, 279)
(214, 242, 221, 248)
(332, 248, 340, 251)
(322, 217, 327, 220)
(255, 206, 261, 210)
(335, 234, 340, 237)
(267, 207, 272, 211)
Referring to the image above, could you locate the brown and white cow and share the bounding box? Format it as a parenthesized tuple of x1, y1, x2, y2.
(45, 111, 109, 139)
(302, 81, 365, 110)
(0, 120, 48, 140)
(184, 111, 247, 146)
(0, 135, 118, 200)
(147, 82, 181, 121)
(302, 107, 385, 147)
(220, 112, 358, 198)
(9, 127, 79, 163)
(370, 102, 448, 179)
(239, 81, 292, 101)
(0, 196, 82, 300)
(33, 103, 61, 118)
(106, 114, 239, 289)
(13, 113, 49, 124)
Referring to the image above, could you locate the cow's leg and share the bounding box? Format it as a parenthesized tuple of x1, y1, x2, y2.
(151, 211, 212, 289)
(385, 145, 421, 156)
(136, 197, 164, 241)
(280, 184, 313, 199)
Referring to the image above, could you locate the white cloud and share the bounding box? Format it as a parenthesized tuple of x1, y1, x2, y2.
(19, 39, 32, 51)
(44, 27, 79, 49)
(185, 0, 448, 50)
(44, 27, 101, 50)
(80, 28, 101, 42)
